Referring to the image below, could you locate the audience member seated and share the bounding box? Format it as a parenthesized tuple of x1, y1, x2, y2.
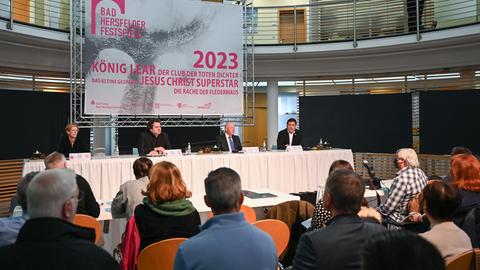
(0, 169, 119, 270)
(112, 157, 153, 218)
(450, 154, 480, 211)
(420, 180, 472, 259)
(134, 161, 200, 251)
(56, 123, 89, 157)
(443, 146, 473, 183)
(362, 230, 445, 270)
(293, 169, 386, 270)
(379, 148, 427, 226)
(0, 172, 38, 247)
(174, 168, 277, 270)
(45, 152, 100, 218)
(450, 153, 480, 247)
(309, 160, 381, 231)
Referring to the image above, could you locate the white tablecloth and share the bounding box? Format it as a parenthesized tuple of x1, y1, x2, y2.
(23, 149, 354, 201)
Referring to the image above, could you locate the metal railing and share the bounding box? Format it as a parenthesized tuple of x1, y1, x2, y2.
(354, 152, 451, 179)
(0, 0, 478, 45)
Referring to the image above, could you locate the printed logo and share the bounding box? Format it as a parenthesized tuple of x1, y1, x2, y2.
(91, 0, 126, 35)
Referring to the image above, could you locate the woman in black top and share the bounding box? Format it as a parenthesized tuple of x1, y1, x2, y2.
(135, 161, 200, 250)
(57, 123, 89, 157)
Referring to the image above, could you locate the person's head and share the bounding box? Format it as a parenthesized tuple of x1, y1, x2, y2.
(27, 169, 78, 222)
(451, 146, 472, 157)
(328, 160, 354, 175)
(142, 161, 191, 204)
(395, 148, 419, 169)
(362, 230, 445, 270)
(44, 152, 67, 169)
(422, 180, 460, 223)
(323, 169, 364, 216)
(17, 171, 40, 212)
(204, 167, 243, 215)
(224, 122, 235, 136)
(65, 123, 79, 139)
(450, 154, 480, 192)
(286, 118, 297, 133)
(132, 157, 153, 179)
(147, 119, 162, 137)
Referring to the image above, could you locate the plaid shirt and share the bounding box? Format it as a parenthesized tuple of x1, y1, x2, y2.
(379, 166, 427, 223)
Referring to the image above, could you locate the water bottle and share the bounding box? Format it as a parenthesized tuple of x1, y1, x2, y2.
(186, 142, 191, 155)
(261, 139, 267, 152)
(113, 145, 120, 157)
(319, 138, 323, 146)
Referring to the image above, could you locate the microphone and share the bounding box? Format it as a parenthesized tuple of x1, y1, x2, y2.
(363, 160, 382, 206)
(362, 160, 375, 179)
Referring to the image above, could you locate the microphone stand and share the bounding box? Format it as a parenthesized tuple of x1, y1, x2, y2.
(364, 163, 382, 207)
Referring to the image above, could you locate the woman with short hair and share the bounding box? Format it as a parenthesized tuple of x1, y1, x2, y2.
(56, 123, 89, 157)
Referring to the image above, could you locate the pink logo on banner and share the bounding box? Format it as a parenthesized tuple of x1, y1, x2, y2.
(177, 103, 182, 109)
(90, 100, 96, 105)
(91, 0, 126, 35)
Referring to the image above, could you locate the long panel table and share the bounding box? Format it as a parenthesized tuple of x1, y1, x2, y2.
(23, 149, 354, 201)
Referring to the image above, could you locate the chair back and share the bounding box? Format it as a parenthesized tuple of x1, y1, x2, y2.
(137, 238, 187, 270)
(446, 250, 474, 270)
(207, 205, 257, 223)
(73, 214, 102, 244)
(253, 219, 290, 257)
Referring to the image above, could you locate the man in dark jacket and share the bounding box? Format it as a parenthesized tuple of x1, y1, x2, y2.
(215, 122, 242, 152)
(0, 169, 119, 270)
(277, 118, 304, 150)
(45, 152, 100, 218)
(138, 118, 171, 156)
(293, 169, 386, 270)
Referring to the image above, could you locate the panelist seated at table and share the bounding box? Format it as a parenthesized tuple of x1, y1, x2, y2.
(215, 122, 242, 152)
(57, 123, 89, 157)
(277, 118, 304, 150)
(138, 118, 171, 156)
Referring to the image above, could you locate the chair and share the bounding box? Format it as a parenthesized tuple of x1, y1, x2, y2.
(136, 238, 187, 270)
(207, 205, 257, 223)
(446, 250, 474, 270)
(73, 214, 102, 245)
(253, 219, 290, 257)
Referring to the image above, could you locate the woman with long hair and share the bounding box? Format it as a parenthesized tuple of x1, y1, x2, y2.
(134, 161, 200, 251)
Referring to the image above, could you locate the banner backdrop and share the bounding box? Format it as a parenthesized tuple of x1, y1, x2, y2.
(84, 0, 244, 115)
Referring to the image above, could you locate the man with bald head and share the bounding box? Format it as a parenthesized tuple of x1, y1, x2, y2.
(0, 169, 119, 270)
(215, 122, 242, 152)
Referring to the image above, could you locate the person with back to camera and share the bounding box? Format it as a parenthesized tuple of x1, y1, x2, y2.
(134, 161, 200, 251)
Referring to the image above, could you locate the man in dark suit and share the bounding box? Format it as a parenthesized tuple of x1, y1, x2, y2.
(138, 119, 171, 156)
(215, 122, 242, 152)
(277, 118, 304, 150)
(292, 169, 386, 270)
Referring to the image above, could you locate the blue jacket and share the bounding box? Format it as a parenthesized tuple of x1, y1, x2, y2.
(174, 212, 278, 270)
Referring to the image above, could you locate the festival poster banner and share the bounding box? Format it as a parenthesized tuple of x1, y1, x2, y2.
(84, 0, 244, 115)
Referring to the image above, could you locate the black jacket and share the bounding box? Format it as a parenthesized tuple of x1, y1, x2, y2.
(215, 134, 242, 152)
(0, 218, 119, 270)
(277, 129, 304, 150)
(76, 174, 100, 218)
(138, 131, 171, 155)
(293, 215, 386, 270)
(135, 204, 201, 251)
(57, 134, 89, 157)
